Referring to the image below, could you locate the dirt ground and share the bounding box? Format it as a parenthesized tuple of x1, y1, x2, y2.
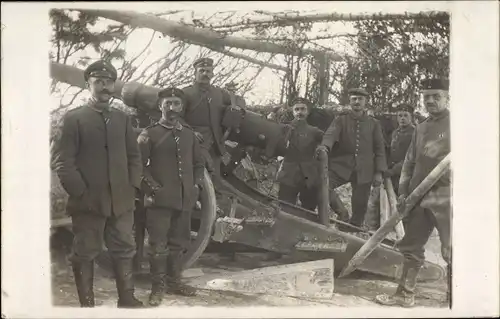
(51, 232, 448, 309)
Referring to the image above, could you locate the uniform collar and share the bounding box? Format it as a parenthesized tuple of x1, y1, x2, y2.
(195, 82, 211, 92)
(349, 110, 368, 121)
(158, 118, 183, 131)
(87, 98, 111, 113)
(396, 124, 414, 133)
(428, 109, 449, 121)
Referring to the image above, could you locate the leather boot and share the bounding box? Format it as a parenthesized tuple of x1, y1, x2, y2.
(375, 264, 420, 307)
(148, 255, 167, 307)
(165, 252, 196, 297)
(72, 260, 95, 307)
(112, 258, 144, 308)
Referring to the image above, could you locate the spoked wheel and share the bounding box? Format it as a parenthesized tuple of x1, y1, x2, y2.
(95, 169, 217, 276)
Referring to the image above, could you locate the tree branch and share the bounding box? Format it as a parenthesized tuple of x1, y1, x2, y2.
(211, 11, 449, 30)
(205, 45, 287, 72)
(76, 9, 343, 61)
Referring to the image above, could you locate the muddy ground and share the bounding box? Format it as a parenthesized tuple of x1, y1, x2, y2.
(51, 232, 448, 309)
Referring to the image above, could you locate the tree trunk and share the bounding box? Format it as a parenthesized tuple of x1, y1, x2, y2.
(317, 54, 330, 106)
(78, 9, 343, 61)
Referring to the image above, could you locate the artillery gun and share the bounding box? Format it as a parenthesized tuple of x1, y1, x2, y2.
(50, 62, 445, 283)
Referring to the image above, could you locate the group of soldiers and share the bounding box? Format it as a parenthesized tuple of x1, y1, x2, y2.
(52, 54, 451, 308)
(271, 78, 451, 307)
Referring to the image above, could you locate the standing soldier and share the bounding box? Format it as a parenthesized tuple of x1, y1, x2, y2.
(365, 103, 416, 230)
(375, 79, 451, 307)
(53, 60, 143, 308)
(385, 104, 416, 194)
(277, 97, 324, 212)
(182, 58, 233, 184)
(225, 81, 247, 109)
(137, 88, 205, 306)
(316, 88, 387, 228)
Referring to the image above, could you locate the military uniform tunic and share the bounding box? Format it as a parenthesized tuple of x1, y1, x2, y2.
(137, 120, 205, 256)
(397, 109, 452, 267)
(54, 103, 142, 262)
(320, 111, 388, 227)
(388, 125, 415, 193)
(277, 120, 324, 210)
(182, 83, 232, 156)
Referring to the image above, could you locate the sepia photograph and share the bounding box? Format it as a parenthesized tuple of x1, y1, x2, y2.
(2, 1, 499, 318)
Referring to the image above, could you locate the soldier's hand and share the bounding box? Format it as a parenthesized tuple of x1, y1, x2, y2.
(396, 194, 406, 213)
(221, 152, 231, 166)
(373, 172, 383, 187)
(315, 145, 328, 158)
(193, 184, 202, 202)
(194, 131, 204, 143)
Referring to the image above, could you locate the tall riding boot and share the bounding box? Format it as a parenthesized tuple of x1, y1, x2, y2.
(148, 255, 167, 307)
(375, 264, 420, 307)
(72, 260, 95, 307)
(329, 190, 349, 223)
(165, 252, 196, 297)
(112, 258, 144, 308)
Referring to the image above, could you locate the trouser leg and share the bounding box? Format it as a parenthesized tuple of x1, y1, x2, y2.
(165, 210, 196, 296)
(145, 207, 172, 306)
(69, 211, 106, 307)
(429, 203, 452, 305)
(350, 176, 372, 228)
(105, 211, 143, 308)
(299, 185, 319, 212)
(375, 206, 434, 307)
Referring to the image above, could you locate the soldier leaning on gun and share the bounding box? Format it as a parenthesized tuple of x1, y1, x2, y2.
(53, 60, 144, 308)
(316, 88, 388, 229)
(277, 97, 324, 213)
(181, 58, 234, 185)
(375, 79, 452, 308)
(137, 87, 205, 306)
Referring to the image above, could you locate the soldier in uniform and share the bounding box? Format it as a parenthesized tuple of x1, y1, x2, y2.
(53, 60, 144, 308)
(224, 81, 247, 109)
(182, 58, 233, 185)
(375, 79, 451, 307)
(385, 104, 416, 194)
(365, 103, 416, 230)
(316, 88, 387, 228)
(137, 87, 204, 306)
(277, 97, 324, 212)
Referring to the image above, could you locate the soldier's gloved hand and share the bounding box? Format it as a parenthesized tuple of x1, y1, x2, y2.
(194, 131, 204, 143)
(315, 145, 328, 158)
